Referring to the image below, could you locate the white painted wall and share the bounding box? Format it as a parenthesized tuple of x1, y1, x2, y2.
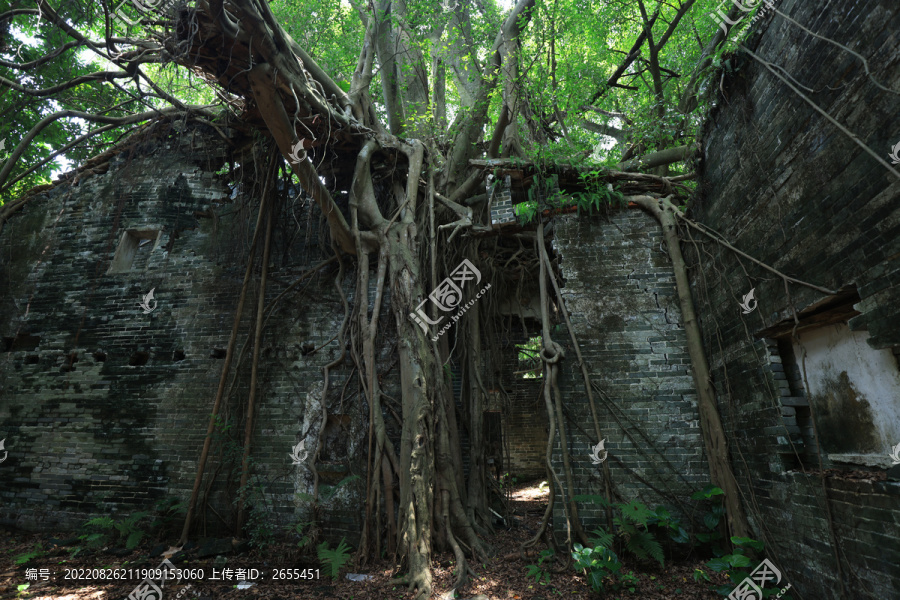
(794, 323, 900, 464)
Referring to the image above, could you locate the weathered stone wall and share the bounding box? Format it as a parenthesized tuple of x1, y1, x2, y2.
(691, 0, 900, 596)
(551, 209, 710, 529)
(0, 124, 378, 544)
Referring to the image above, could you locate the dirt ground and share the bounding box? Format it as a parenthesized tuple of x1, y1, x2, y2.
(0, 482, 726, 599)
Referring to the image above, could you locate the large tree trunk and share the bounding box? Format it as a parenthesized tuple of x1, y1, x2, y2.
(169, 2, 537, 594)
(632, 195, 751, 540)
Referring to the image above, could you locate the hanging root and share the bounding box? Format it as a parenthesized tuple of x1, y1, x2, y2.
(535, 221, 589, 547)
(540, 226, 615, 528)
(523, 377, 560, 549)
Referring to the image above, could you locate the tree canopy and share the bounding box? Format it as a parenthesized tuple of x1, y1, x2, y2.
(0, 0, 755, 203)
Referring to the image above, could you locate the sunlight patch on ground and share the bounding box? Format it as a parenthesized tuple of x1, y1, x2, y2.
(509, 481, 549, 502)
(33, 588, 106, 600)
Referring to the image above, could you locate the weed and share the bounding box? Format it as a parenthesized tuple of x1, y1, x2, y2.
(14, 545, 44, 565)
(317, 537, 352, 580)
(73, 512, 149, 556)
(525, 548, 554, 585)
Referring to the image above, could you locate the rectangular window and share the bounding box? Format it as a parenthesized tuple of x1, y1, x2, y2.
(516, 335, 542, 379)
(760, 288, 900, 469)
(108, 228, 160, 273)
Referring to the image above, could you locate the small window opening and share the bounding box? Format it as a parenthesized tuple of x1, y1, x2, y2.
(108, 229, 159, 273)
(93, 351, 107, 362)
(766, 338, 814, 471)
(516, 336, 542, 379)
(2, 333, 41, 352)
(129, 351, 150, 366)
(173, 350, 186, 362)
(210, 348, 226, 359)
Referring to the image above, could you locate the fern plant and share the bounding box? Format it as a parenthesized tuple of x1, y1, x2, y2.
(574, 495, 665, 566)
(317, 537, 352, 580)
(77, 512, 148, 553)
(14, 545, 44, 565)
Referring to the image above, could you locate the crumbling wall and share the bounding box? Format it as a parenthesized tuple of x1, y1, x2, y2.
(691, 0, 900, 596)
(0, 125, 377, 544)
(551, 209, 710, 530)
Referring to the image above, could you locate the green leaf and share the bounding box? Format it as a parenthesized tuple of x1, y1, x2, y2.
(691, 485, 724, 500)
(625, 530, 664, 566)
(126, 531, 144, 550)
(618, 500, 653, 527)
(589, 527, 614, 549)
(670, 526, 690, 544)
(317, 537, 352, 579)
(706, 558, 731, 572)
(727, 553, 753, 568)
(731, 536, 765, 552)
(703, 512, 721, 531)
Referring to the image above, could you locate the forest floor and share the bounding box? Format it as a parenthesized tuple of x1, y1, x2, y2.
(0, 481, 725, 599)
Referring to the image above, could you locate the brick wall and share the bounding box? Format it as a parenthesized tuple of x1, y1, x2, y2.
(0, 124, 383, 545)
(489, 175, 516, 228)
(689, 0, 900, 596)
(550, 209, 710, 530)
(484, 330, 546, 481)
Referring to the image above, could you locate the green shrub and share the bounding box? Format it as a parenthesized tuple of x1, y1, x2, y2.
(14, 545, 44, 565)
(574, 495, 665, 566)
(72, 512, 149, 556)
(525, 548, 554, 585)
(706, 536, 792, 598)
(573, 543, 636, 593)
(691, 485, 727, 555)
(317, 538, 352, 580)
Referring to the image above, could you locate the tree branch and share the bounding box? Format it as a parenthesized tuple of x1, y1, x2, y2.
(616, 143, 698, 172)
(0, 105, 216, 194)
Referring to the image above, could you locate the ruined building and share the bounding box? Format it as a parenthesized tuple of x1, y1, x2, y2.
(2, 0, 899, 598)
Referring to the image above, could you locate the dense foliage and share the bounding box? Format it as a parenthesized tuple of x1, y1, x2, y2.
(0, 0, 769, 203)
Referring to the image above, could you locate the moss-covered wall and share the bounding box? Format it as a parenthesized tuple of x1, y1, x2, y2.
(0, 124, 376, 545)
(690, 0, 900, 597)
